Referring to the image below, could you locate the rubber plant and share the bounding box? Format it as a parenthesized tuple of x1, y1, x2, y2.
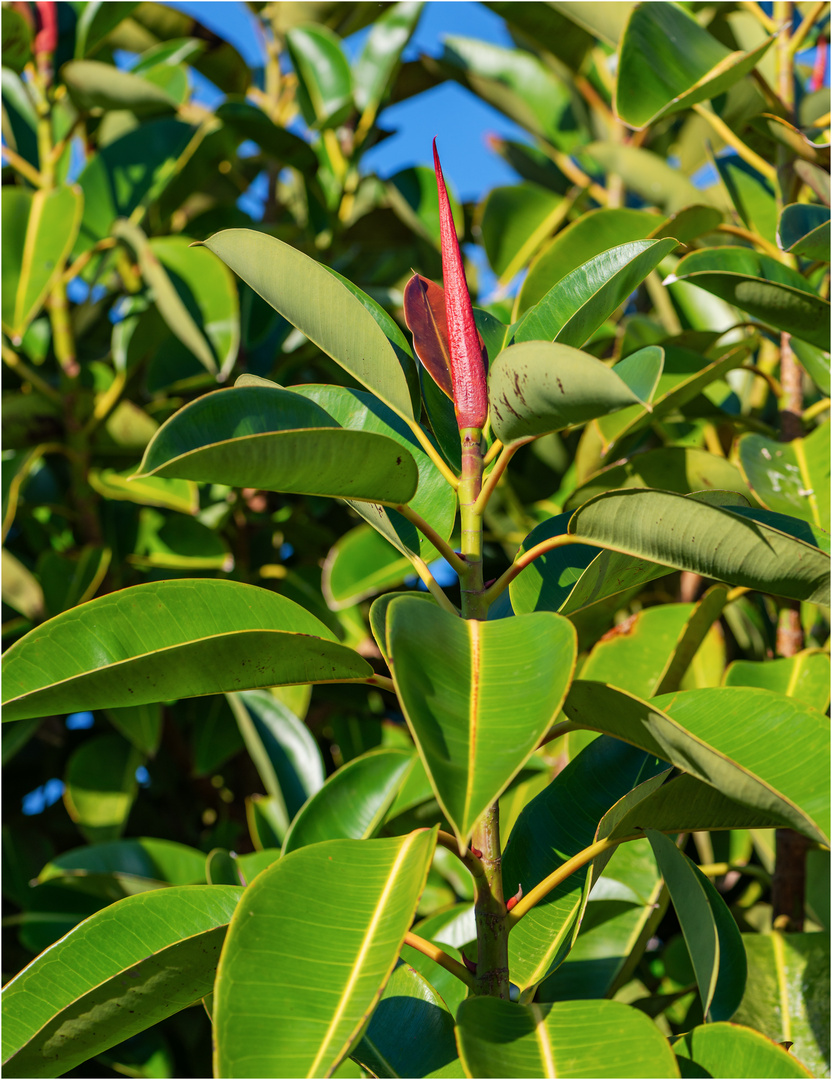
(2, 126, 829, 1080)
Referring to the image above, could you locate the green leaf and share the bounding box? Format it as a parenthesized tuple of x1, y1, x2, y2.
(455, 998, 679, 1078)
(74, 2, 141, 59)
(480, 184, 565, 285)
(484, 3, 594, 70)
(130, 507, 232, 571)
(509, 513, 671, 618)
(737, 422, 830, 530)
(351, 963, 462, 1079)
(293, 384, 455, 559)
(778, 203, 830, 259)
(595, 341, 752, 453)
(137, 384, 418, 505)
(216, 99, 318, 172)
(1, 885, 242, 1079)
(517, 208, 667, 315)
(353, 1, 424, 117)
(388, 165, 464, 248)
(38, 837, 208, 896)
(2, 186, 83, 343)
(61, 59, 178, 115)
(88, 467, 198, 514)
(723, 650, 830, 713)
(324, 525, 412, 608)
(514, 239, 678, 348)
(716, 157, 777, 246)
(2, 5, 32, 72)
(63, 734, 143, 844)
(562, 682, 830, 844)
(568, 488, 830, 605)
(227, 689, 324, 839)
(74, 120, 195, 257)
(202, 229, 415, 418)
(731, 932, 830, 1079)
(675, 1021, 813, 1078)
(148, 235, 240, 380)
(387, 596, 577, 850)
(646, 831, 746, 1022)
(282, 748, 415, 855)
(286, 24, 353, 129)
(489, 341, 645, 447)
(616, 2, 775, 129)
(2, 579, 371, 722)
(503, 736, 657, 991)
(565, 447, 751, 511)
(666, 247, 831, 351)
(582, 143, 702, 213)
(213, 831, 437, 1079)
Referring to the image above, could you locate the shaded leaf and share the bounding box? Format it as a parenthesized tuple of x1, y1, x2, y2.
(675, 1021, 813, 1078)
(737, 422, 830, 530)
(778, 203, 830, 259)
(61, 59, 178, 115)
(63, 735, 143, 844)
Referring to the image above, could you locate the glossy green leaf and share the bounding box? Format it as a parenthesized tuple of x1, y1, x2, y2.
(286, 24, 353, 129)
(61, 59, 178, 115)
(503, 736, 656, 991)
(731, 932, 830, 1079)
(489, 341, 645, 447)
(433, 36, 580, 147)
(137, 385, 418, 504)
(213, 831, 436, 1079)
(455, 997, 679, 1078)
(387, 596, 577, 850)
(778, 203, 830, 259)
(38, 837, 208, 896)
(324, 525, 412, 608)
(484, 3, 594, 70)
(353, 1, 424, 117)
(216, 99, 318, 171)
(568, 488, 830, 604)
(130, 507, 232, 571)
(514, 239, 677, 348)
(595, 341, 752, 453)
(369, 590, 436, 665)
(562, 682, 830, 844)
(227, 689, 324, 839)
(74, 120, 195, 257)
(723, 650, 830, 713)
(2, 579, 371, 722)
(88, 467, 198, 514)
(2, 186, 83, 343)
(39, 544, 112, 617)
(293, 384, 455, 558)
(481, 183, 565, 285)
(667, 247, 831, 351)
(149, 235, 240, 380)
(63, 734, 143, 844)
(509, 513, 671, 618)
(716, 157, 777, 246)
(73, 2, 141, 59)
(282, 748, 415, 855)
(646, 830, 746, 1022)
(246, 794, 284, 851)
(616, 2, 775, 129)
(565, 447, 750, 511)
(203, 229, 415, 418)
(1, 885, 242, 1079)
(351, 963, 462, 1079)
(517, 208, 666, 315)
(737, 422, 829, 529)
(675, 1022, 813, 1078)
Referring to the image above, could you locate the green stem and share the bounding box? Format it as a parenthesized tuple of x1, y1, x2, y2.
(363, 674, 396, 694)
(395, 504, 468, 575)
(403, 932, 477, 990)
(472, 442, 523, 517)
(1, 145, 45, 188)
(692, 103, 778, 181)
(408, 554, 460, 615)
(458, 428, 487, 620)
(436, 831, 485, 877)
(787, 0, 826, 54)
(483, 533, 588, 606)
(405, 417, 460, 489)
(507, 834, 644, 927)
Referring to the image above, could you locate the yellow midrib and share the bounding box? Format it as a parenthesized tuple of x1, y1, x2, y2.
(530, 1003, 557, 1077)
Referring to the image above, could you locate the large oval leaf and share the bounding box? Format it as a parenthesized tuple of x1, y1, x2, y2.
(2, 885, 242, 1079)
(737, 422, 829, 530)
(213, 831, 436, 1079)
(2, 579, 371, 722)
(455, 998, 678, 1078)
(2, 186, 83, 343)
(489, 341, 645, 446)
(666, 247, 830, 351)
(61, 59, 178, 114)
(387, 596, 577, 850)
(568, 488, 830, 605)
(37, 837, 208, 895)
(202, 230, 415, 418)
(513, 238, 678, 348)
(137, 384, 418, 505)
(675, 1022, 813, 1078)
(562, 682, 830, 844)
